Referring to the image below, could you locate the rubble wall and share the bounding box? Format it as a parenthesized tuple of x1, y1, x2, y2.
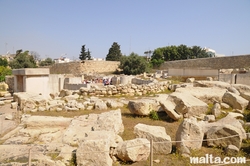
(159, 54, 250, 69)
(50, 61, 120, 75)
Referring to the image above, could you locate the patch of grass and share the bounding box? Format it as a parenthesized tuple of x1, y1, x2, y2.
(3, 156, 28, 164)
(47, 151, 60, 160)
(149, 110, 159, 120)
(69, 150, 77, 166)
(206, 103, 213, 115)
(243, 109, 250, 122)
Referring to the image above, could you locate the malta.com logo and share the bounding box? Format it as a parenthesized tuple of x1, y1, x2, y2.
(190, 154, 246, 165)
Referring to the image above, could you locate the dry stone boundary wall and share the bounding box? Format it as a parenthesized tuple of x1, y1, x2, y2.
(50, 61, 120, 75)
(159, 54, 250, 69)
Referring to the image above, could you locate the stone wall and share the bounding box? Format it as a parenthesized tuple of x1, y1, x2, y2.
(79, 81, 170, 96)
(168, 68, 219, 77)
(218, 73, 250, 86)
(159, 54, 250, 70)
(5, 76, 14, 92)
(50, 61, 120, 75)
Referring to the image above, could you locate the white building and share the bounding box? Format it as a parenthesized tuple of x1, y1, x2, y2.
(54, 57, 72, 63)
(204, 47, 225, 57)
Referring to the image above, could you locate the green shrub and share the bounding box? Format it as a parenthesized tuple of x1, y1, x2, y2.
(149, 110, 159, 120)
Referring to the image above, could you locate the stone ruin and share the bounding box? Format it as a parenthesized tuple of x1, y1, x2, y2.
(0, 76, 250, 165)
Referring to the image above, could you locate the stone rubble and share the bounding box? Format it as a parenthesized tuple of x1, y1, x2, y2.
(1, 79, 250, 165)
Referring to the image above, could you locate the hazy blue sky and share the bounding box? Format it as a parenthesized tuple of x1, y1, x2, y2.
(0, 0, 249, 60)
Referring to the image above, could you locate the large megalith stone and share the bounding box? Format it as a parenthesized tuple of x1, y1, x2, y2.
(128, 99, 160, 116)
(62, 109, 124, 146)
(169, 92, 208, 118)
(116, 138, 150, 162)
(76, 138, 113, 166)
(222, 92, 248, 110)
(92, 109, 124, 134)
(134, 123, 172, 154)
(176, 117, 204, 150)
(206, 124, 243, 148)
(159, 100, 182, 121)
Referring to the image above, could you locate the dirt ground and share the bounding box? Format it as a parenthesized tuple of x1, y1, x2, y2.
(0, 102, 18, 136)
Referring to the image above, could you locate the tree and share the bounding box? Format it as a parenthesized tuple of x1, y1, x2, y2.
(9, 50, 37, 69)
(119, 52, 150, 75)
(0, 58, 8, 67)
(190, 46, 209, 58)
(39, 58, 54, 66)
(177, 44, 191, 60)
(106, 42, 122, 61)
(0, 66, 12, 82)
(150, 48, 165, 68)
(79, 45, 87, 60)
(153, 44, 210, 61)
(86, 49, 92, 60)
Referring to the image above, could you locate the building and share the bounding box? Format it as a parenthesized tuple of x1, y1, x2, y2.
(54, 57, 72, 63)
(12, 68, 50, 96)
(204, 47, 225, 57)
(204, 47, 216, 57)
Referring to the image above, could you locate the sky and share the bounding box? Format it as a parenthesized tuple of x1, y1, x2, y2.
(0, 0, 249, 60)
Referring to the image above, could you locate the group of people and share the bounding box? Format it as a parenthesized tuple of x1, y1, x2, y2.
(82, 78, 112, 85)
(103, 78, 112, 86)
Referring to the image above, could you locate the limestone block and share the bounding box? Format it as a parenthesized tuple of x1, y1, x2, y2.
(0, 101, 5, 105)
(175, 87, 227, 103)
(116, 138, 150, 162)
(222, 92, 249, 110)
(160, 100, 181, 120)
(224, 145, 239, 156)
(221, 102, 230, 109)
(211, 102, 221, 118)
(5, 114, 13, 120)
(204, 115, 215, 122)
(106, 100, 124, 108)
(169, 92, 208, 118)
(227, 87, 240, 95)
(94, 100, 107, 110)
(206, 125, 243, 148)
(134, 123, 172, 154)
(92, 109, 124, 134)
(11, 102, 18, 109)
(176, 117, 204, 150)
(194, 81, 231, 89)
(23, 116, 72, 129)
(186, 78, 195, 83)
(128, 99, 160, 116)
(76, 138, 112, 166)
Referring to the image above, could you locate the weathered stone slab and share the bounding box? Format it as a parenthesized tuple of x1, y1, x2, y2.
(176, 117, 204, 150)
(134, 123, 172, 154)
(169, 92, 208, 118)
(222, 92, 249, 110)
(116, 138, 150, 162)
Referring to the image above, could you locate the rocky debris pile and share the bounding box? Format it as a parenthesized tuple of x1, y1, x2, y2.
(78, 81, 170, 96)
(1, 79, 250, 165)
(12, 92, 127, 112)
(127, 80, 250, 121)
(11, 81, 170, 113)
(0, 109, 163, 165)
(176, 112, 247, 157)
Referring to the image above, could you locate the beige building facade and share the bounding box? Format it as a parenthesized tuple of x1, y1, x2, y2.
(12, 68, 50, 96)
